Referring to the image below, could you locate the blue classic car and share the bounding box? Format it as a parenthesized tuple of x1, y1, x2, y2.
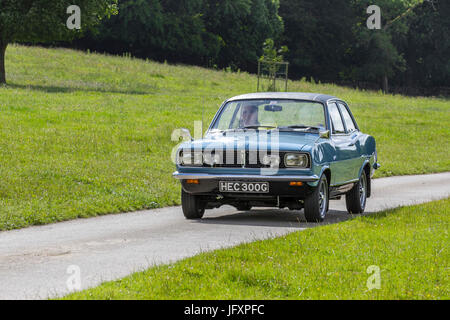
(173, 92, 380, 222)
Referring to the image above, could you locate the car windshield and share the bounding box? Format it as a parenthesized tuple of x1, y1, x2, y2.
(210, 99, 326, 131)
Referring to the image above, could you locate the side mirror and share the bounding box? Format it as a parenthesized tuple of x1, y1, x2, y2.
(319, 130, 330, 139)
(180, 128, 193, 141)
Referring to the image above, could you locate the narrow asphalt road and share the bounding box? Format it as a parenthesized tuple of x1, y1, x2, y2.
(0, 172, 449, 299)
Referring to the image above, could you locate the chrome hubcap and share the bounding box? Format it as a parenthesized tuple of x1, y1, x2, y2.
(318, 180, 327, 217)
(359, 174, 366, 209)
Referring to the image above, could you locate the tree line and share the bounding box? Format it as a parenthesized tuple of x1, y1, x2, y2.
(278, 0, 449, 95)
(72, 0, 283, 73)
(1, 0, 448, 95)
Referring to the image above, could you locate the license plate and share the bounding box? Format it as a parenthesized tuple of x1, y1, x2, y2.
(219, 181, 269, 193)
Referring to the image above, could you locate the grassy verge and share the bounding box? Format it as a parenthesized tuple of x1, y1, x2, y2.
(0, 44, 449, 230)
(63, 199, 449, 300)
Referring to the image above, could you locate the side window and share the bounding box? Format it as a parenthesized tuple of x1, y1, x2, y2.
(213, 103, 239, 130)
(338, 103, 357, 132)
(328, 103, 345, 134)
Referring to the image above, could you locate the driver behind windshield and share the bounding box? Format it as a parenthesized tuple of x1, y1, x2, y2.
(240, 104, 260, 128)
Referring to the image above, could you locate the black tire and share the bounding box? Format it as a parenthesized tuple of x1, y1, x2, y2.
(181, 189, 205, 219)
(304, 174, 329, 222)
(236, 204, 252, 211)
(345, 170, 368, 214)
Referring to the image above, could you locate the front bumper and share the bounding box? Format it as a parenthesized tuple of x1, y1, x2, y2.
(173, 171, 318, 197)
(172, 171, 319, 182)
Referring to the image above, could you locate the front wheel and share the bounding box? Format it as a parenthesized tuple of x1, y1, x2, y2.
(181, 189, 205, 219)
(236, 204, 252, 211)
(304, 174, 329, 222)
(345, 171, 368, 214)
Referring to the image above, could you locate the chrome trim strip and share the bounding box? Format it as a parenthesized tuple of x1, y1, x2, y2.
(330, 178, 359, 188)
(173, 172, 319, 181)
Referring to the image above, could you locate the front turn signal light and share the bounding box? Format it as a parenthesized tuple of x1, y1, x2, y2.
(289, 182, 303, 186)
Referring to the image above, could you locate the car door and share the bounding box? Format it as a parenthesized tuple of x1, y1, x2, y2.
(327, 102, 355, 185)
(337, 102, 363, 180)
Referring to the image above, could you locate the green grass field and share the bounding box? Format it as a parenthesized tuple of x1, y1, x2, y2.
(0, 44, 449, 230)
(63, 199, 449, 300)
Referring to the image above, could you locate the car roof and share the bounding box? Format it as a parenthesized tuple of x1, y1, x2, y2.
(226, 92, 338, 103)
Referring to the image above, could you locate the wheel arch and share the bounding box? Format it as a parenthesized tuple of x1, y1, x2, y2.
(323, 168, 331, 187)
(359, 160, 372, 198)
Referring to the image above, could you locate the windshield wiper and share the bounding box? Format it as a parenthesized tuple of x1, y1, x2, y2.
(278, 125, 321, 131)
(242, 125, 277, 130)
(222, 125, 320, 133)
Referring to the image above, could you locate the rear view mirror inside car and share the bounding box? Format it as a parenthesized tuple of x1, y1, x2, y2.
(264, 105, 283, 112)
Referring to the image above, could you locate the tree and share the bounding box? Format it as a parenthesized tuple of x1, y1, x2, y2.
(259, 38, 288, 90)
(83, 0, 222, 65)
(0, 0, 118, 84)
(401, 0, 450, 90)
(260, 38, 288, 63)
(74, 0, 283, 71)
(203, 0, 284, 71)
(349, 0, 424, 92)
(279, 0, 357, 82)
(278, 0, 447, 93)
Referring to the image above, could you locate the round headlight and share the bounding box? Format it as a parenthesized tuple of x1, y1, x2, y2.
(180, 151, 192, 165)
(180, 151, 203, 166)
(285, 153, 309, 168)
(203, 152, 221, 166)
(262, 154, 280, 168)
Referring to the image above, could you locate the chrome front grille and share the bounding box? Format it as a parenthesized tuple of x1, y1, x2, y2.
(204, 150, 287, 169)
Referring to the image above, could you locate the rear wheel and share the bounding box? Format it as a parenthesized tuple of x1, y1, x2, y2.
(181, 189, 205, 219)
(304, 174, 329, 222)
(345, 171, 367, 214)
